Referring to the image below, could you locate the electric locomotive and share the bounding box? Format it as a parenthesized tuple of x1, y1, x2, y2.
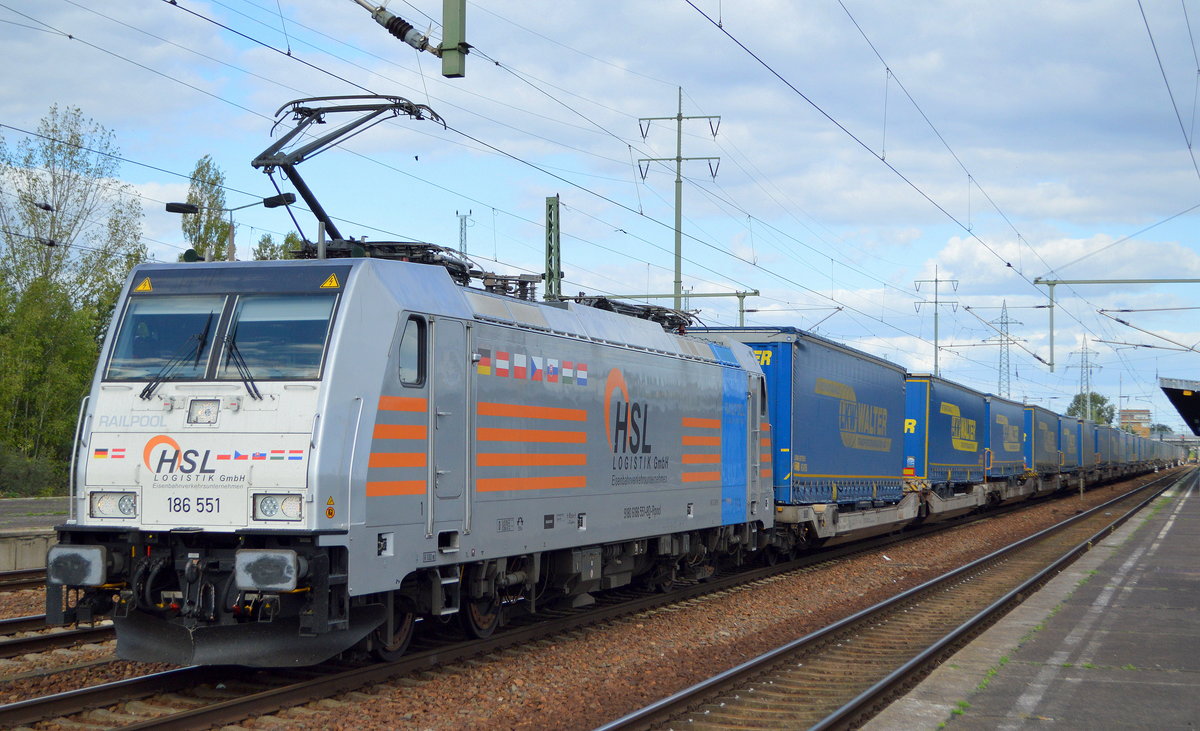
(46, 255, 773, 666)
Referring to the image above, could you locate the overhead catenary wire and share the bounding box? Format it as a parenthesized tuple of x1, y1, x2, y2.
(2, 2, 1185, 409)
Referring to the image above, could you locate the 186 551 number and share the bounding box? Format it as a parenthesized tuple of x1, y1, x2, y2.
(166, 496, 221, 514)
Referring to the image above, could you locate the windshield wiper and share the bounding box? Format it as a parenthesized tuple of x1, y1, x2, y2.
(223, 333, 263, 400)
(139, 313, 214, 400)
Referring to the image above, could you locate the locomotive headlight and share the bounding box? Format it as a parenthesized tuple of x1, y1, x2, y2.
(90, 491, 138, 518)
(187, 398, 220, 425)
(253, 493, 302, 521)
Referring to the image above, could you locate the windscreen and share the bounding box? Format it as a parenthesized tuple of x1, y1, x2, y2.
(106, 295, 225, 381)
(217, 294, 337, 380)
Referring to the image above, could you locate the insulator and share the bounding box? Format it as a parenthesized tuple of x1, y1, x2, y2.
(374, 9, 429, 51)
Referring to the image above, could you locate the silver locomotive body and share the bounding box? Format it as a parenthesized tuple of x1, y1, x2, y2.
(47, 258, 772, 665)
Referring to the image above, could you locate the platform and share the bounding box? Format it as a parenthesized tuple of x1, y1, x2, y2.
(868, 468, 1200, 730)
(0, 497, 66, 570)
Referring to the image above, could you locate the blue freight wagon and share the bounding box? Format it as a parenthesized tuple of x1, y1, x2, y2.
(903, 375, 987, 490)
(1024, 405, 1060, 475)
(700, 327, 906, 506)
(1059, 415, 1081, 472)
(1080, 420, 1098, 471)
(1096, 425, 1119, 467)
(984, 395, 1026, 481)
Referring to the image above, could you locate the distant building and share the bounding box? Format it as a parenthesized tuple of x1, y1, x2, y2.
(1119, 408, 1151, 438)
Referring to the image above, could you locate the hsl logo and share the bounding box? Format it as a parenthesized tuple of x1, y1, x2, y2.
(604, 369, 653, 455)
(143, 435, 215, 474)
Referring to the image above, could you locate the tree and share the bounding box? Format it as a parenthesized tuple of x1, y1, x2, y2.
(252, 231, 303, 260)
(179, 155, 229, 261)
(0, 105, 146, 494)
(1066, 392, 1115, 425)
(0, 104, 146, 314)
(1149, 423, 1173, 438)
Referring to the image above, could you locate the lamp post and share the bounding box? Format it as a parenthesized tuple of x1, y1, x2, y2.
(166, 193, 294, 261)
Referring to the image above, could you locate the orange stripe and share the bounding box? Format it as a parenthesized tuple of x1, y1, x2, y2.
(759, 437, 771, 447)
(369, 452, 427, 468)
(378, 396, 427, 412)
(682, 435, 720, 446)
(682, 471, 720, 482)
(760, 468, 772, 478)
(477, 427, 587, 444)
(682, 417, 721, 429)
(478, 401, 586, 421)
(373, 424, 427, 440)
(682, 454, 721, 464)
(477, 453, 587, 467)
(477, 475, 587, 492)
(366, 480, 425, 496)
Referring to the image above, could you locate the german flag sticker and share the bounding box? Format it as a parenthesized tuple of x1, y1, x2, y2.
(320, 273, 340, 289)
(134, 277, 152, 292)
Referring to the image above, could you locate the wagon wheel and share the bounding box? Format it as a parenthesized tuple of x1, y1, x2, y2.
(372, 607, 416, 662)
(461, 593, 501, 639)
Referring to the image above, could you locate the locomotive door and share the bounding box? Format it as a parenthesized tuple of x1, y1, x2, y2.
(428, 317, 469, 537)
(750, 373, 764, 510)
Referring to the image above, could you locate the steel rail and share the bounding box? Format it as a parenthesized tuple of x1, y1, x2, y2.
(0, 666, 231, 728)
(0, 613, 50, 634)
(0, 623, 113, 659)
(0, 568, 46, 591)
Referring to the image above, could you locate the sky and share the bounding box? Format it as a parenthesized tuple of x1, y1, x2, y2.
(3, 0, 1200, 432)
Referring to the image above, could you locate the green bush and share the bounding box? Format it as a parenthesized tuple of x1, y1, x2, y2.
(0, 443, 67, 497)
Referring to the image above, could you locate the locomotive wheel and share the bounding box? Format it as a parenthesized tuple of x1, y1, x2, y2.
(461, 594, 501, 639)
(371, 609, 416, 662)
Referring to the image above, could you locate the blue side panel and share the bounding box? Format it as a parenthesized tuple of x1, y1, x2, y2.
(750, 342, 794, 503)
(903, 378, 930, 479)
(923, 378, 986, 484)
(720, 366, 748, 523)
(789, 336, 905, 504)
(1024, 406, 1059, 473)
(986, 397, 1025, 478)
(1059, 417, 1080, 470)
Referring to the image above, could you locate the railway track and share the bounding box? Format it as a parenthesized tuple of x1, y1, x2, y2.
(0, 568, 45, 592)
(598, 468, 1191, 730)
(0, 473, 1176, 728)
(0, 614, 113, 658)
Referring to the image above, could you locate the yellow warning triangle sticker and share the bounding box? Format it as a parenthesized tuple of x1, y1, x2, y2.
(319, 273, 340, 289)
(134, 277, 152, 292)
(326, 497, 335, 506)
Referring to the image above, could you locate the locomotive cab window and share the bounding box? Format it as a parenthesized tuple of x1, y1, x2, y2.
(217, 294, 337, 381)
(398, 315, 426, 386)
(106, 295, 226, 381)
